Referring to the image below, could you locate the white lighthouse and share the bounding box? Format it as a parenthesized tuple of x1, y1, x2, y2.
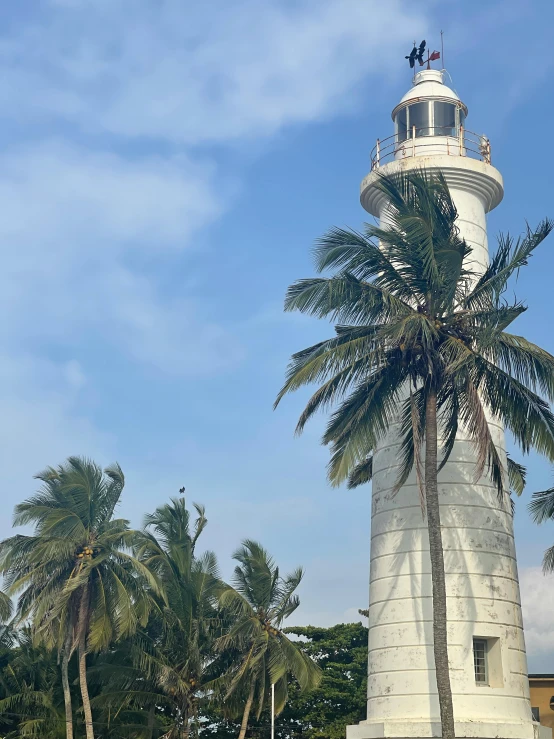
(347, 70, 549, 739)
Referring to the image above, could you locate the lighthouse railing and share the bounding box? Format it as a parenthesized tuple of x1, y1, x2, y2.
(369, 127, 492, 170)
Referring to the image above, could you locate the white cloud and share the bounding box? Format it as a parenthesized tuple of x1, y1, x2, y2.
(520, 566, 554, 658)
(0, 0, 430, 378)
(0, 0, 429, 541)
(0, 352, 113, 540)
(0, 0, 428, 143)
(0, 143, 221, 257)
(0, 141, 239, 375)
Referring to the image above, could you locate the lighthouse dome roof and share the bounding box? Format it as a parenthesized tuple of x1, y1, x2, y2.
(392, 69, 466, 119)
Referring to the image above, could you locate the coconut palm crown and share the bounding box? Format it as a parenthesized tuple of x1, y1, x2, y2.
(276, 170, 554, 496)
(0, 456, 159, 739)
(131, 497, 223, 739)
(216, 540, 321, 739)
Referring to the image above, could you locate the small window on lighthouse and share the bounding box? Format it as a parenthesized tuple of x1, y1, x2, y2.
(473, 638, 488, 684)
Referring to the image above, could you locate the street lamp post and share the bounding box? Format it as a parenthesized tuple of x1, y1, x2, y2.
(271, 683, 275, 739)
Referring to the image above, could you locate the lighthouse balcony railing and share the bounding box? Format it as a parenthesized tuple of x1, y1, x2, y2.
(370, 126, 492, 170)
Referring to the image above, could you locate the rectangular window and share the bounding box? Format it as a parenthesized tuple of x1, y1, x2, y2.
(396, 107, 408, 143)
(408, 102, 431, 137)
(433, 101, 456, 137)
(532, 707, 540, 722)
(473, 638, 488, 684)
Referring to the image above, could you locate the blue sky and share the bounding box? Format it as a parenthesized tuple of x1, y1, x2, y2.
(2, 0, 554, 670)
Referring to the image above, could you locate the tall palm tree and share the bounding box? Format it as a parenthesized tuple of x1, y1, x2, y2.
(95, 497, 224, 739)
(0, 456, 159, 739)
(216, 540, 321, 739)
(275, 170, 554, 739)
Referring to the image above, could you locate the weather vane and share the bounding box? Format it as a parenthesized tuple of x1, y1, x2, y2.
(405, 40, 441, 70)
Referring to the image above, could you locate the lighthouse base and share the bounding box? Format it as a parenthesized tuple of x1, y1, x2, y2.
(346, 720, 551, 739)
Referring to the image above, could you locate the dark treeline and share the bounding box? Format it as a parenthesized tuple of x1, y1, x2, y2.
(0, 622, 367, 739)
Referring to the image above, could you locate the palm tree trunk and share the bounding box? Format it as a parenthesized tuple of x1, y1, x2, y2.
(425, 387, 455, 739)
(147, 704, 155, 739)
(77, 587, 94, 739)
(238, 680, 256, 739)
(61, 631, 74, 739)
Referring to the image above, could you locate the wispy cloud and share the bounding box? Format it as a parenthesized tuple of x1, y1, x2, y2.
(1, 0, 427, 144)
(0, 142, 232, 374)
(0, 0, 428, 377)
(0, 352, 113, 519)
(0, 0, 429, 564)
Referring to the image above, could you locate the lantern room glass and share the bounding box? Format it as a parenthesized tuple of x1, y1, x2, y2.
(409, 102, 430, 137)
(396, 106, 408, 143)
(395, 101, 462, 143)
(434, 101, 456, 136)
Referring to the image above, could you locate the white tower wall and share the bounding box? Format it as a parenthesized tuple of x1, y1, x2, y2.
(347, 71, 548, 739)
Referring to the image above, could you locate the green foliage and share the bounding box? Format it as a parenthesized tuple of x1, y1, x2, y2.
(275, 169, 554, 500)
(92, 497, 226, 739)
(0, 628, 81, 738)
(0, 457, 159, 739)
(215, 541, 322, 736)
(200, 622, 367, 739)
(0, 472, 321, 739)
(0, 457, 156, 653)
(278, 623, 367, 739)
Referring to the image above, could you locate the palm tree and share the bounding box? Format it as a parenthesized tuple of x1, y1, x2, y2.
(216, 540, 321, 739)
(95, 497, 224, 739)
(528, 475, 554, 570)
(275, 170, 554, 739)
(0, 456, 159, 739)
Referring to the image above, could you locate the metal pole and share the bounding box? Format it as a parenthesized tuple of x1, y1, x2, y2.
(376, 138, 380, 168)
(271, 683, 275, 739)
(412, 125, 416, 157)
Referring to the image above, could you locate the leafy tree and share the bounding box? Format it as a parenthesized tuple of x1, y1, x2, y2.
(199, 622, 367, 739)
(278, 623, 367, 739)
(0, 456, 158, 739)
(275, 170, 554, 739)
(216, 541, 322, 739)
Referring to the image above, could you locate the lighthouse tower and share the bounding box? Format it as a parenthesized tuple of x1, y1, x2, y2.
(347, 70, 548, 739)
